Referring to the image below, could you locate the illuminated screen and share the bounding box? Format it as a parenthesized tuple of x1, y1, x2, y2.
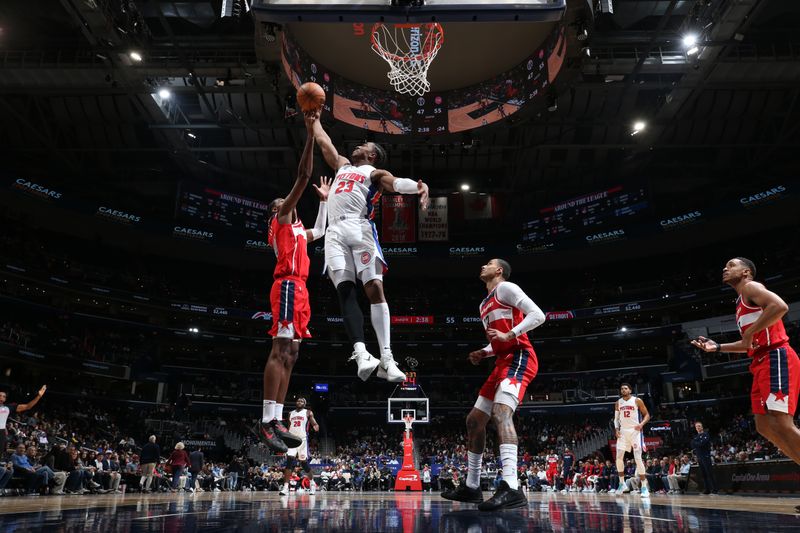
(281, 24, 565, 134)
(522, 186, 650, 243)
(176, 182, 271, 235)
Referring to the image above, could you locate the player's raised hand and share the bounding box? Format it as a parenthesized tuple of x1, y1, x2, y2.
(468, 350, 486, 365)
(38, 385, 47, 396)
(417, 180, 429, 210)
(690, 336, 718, 352)
(313, 175, 331, 201)
(304, 109, 321, 130)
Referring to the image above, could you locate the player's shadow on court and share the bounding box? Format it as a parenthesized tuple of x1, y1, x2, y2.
(439, 510, 529, 533)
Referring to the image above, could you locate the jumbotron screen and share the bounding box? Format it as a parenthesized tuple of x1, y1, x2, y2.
(522, 186, 649, 243)
(176, 182, 271, 235)
(280, 25, 565, 135)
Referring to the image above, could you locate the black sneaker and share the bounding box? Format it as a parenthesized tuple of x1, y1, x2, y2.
(259, 421, 288, 453)
(477, 481, 527, 512)
(441, 483, 484, 504)
(272, 420, 303, 448)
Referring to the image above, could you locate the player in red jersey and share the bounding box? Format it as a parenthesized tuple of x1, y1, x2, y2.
(545, 449, 559, 485)
(691, 257, 800, 469)
(442, 258, 546, 511)
(259, 110, 331, 453)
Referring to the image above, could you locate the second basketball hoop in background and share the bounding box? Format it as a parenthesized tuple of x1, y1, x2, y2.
(297, 82, 326, 112)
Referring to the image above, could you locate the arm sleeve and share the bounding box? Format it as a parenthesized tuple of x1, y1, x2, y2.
(495, 282, 546, 338)
(392, 177, 419, 194)
(309, 201, 327, 241)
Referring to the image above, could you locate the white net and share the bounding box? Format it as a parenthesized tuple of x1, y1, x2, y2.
(371, 23, 444, 97)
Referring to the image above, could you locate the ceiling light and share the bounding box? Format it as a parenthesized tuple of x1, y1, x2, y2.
(460, 184, 470, 191)
(620, 327, 628, 332)
(682, 34, 698, 48)
(129, 51, 143, 62)
(158, 88, 171, 99)
(631, 121, 646, 135)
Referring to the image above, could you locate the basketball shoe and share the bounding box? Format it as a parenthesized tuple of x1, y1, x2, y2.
(271, 419, 303, 448)
(258, 421, 288, 453)
(376, 351, 406, 382)
(478, 481, 527, 511)
(640, 485, 650, 499)
(349, 349, 380, 381)
(441, 483, 484, 504)
(279, 483, 289, 496)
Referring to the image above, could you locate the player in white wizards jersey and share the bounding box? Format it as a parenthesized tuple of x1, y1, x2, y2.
(312, 116, 429, 383)
(280, 397, 319, 495)
(613, 383, 651, 497)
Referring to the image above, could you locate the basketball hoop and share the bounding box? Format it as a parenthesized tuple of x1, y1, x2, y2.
(403, 415, 415, 432)
(371, 23, 444, 96)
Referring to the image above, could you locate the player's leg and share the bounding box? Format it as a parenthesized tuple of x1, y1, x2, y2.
(361, 275, 404, 382)
(327, 239, 381, 380)
(754, 346, 800, 463)
(632, 441, 649, 498)
(442, 375, 497, 503)
(276, 341, 300, 406)
(281, 457, 295, 496)
(615, 445, 629, 494)
(479, 354, 533, 511)
(355, 224, 404, 381)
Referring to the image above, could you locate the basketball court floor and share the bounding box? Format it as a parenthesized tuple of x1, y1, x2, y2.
(1, 491, 799, 532)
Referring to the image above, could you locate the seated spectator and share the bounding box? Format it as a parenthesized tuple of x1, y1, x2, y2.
(10, 444, 47, 493)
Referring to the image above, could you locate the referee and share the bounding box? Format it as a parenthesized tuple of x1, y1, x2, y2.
(0, 385, 47, 460)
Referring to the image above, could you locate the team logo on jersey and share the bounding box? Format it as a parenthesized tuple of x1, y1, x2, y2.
(361, 251, 371, 265)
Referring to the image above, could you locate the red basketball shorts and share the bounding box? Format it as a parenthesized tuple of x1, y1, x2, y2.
(750, 344, 799, 416)
(475, 349, 538, 413)
(269, 277, 311, 340)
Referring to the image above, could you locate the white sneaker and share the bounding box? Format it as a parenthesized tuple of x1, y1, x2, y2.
(614, 487, 625, 496)
(640, 485, 650, 499)
(376, 353, 406, 382)
(349, 350, 380, 381)
(279, 484, 289, 496)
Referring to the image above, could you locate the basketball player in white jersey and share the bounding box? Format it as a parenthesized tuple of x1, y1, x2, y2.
(613, 383, 651, 497)
(312, 116, 429, 383)
(280, 397, 319, 495)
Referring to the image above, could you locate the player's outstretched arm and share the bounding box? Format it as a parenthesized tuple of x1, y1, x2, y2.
(371, 170, 430, 210)
(16, 384, 46, 413)
(312, 115, 349, 170)
(305, 176, 331, 243)
(690, 335, 748, 354)
(278, 111, 317, 222)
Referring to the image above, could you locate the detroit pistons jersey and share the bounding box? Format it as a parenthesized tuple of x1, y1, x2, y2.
(328, 164, 381, 223)
(479, 281, 534, 360)
(288, 408, 308, 439)
(617, 396, 640, 430)
(268, 217, 309, 281)
(736, 288, 789, 356)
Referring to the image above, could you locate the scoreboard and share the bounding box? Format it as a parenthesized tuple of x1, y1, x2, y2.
(410, 94, 447, 135)
(176, 182, 271, 235)
(522, 186, 649, 242)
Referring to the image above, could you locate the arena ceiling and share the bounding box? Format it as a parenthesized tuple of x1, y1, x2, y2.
(0, 0, 797, 219)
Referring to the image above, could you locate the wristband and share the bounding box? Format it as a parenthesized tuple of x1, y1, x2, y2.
(713, 341, 721, 352)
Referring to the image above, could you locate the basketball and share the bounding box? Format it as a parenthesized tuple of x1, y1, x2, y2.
(297, 82, 326, 112)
